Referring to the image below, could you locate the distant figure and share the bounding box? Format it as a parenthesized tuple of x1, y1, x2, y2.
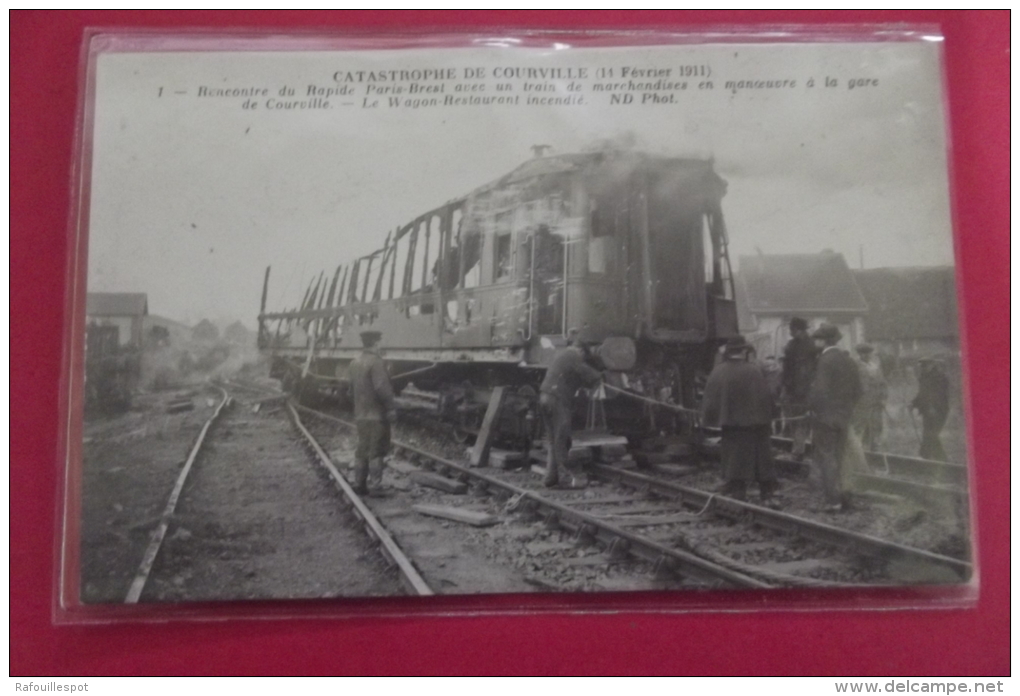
(348, 330, 397, 496)
(808, 323, 862, 512)
(912, 358, 950, 462)
(539, 328, 603, 488)
(852, 343, 888, 451)
(781, 317, 818, 459)
(701, 336, 779, 506)
(760, 355, 783, 402)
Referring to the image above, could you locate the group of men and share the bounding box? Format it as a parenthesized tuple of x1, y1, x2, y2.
(701, 316, 951, 513)
(346, 320, 951, 508)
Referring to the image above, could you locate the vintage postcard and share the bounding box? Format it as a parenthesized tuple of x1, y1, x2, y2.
(66, 30, 973, 613)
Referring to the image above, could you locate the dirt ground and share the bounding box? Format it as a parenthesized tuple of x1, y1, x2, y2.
(79, 387, 404, 605)
(79, 389, 217, 603)
(144, 397, 402, 602)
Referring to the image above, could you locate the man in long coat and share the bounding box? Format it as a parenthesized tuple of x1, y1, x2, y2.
(808, 324, 862, 512)
(348, 330, 397, 496)
(912, 358, 950, 462)
(852, 343, 888, 451)
(539, 329, 603, 488)
(701, 335, 779, 505)
(781, 317, 817, 460)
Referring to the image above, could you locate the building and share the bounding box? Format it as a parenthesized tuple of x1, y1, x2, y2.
(735, 251, 868, 358)
(85, 292, 148, 348)
(854, 266, 960, 359)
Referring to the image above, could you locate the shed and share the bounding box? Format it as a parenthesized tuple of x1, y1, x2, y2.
(85, 292, 148, 348)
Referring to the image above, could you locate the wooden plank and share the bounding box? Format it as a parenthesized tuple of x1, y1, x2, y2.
(568, 447, 593, 465)
(470, 386, 506, 467)
(572, 431, 629, 447)
(386, 459, 419, 476)
(412, 504, 499, 527)
(410, 470, 468, 494)
(489, 448, 525, 469)
(595, 444, 628, 460)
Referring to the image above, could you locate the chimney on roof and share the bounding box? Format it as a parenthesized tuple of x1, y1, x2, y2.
(531, 144, 552, 158)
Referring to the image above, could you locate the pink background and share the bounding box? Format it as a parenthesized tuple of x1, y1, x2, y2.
(11, 11, 1009, 675)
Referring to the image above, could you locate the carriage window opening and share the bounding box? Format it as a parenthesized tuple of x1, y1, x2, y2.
(494, 210, 513, 281)
(463, 257, 481, 288)
(495, 233, 512, 280)
(410, 224, 430, 294)
(720, 254, 734, 300)
(702, 214, 716, 285)
(461, 228, 482, 289)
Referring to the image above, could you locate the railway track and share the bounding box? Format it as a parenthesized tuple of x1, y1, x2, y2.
(296, 404, 972, 590)
(124, 383, 429, 602)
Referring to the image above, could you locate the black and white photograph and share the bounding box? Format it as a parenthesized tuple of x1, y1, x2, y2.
(70, 31, 974, 607)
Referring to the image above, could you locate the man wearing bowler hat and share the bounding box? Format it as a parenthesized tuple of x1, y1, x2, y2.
(701, 335, 780, 506)
(781, 317, 817, 460)
(348, 329, 397, 496)
(808, 323, 862, 512)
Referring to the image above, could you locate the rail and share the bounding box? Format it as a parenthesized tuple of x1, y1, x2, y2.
(125, 386, 231, 603)
(295, 405, 775, 589)
(590, 464, 971, 583)
(287, 403, 433, 596)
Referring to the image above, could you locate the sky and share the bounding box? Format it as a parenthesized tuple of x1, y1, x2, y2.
(85, 35, 956, 327)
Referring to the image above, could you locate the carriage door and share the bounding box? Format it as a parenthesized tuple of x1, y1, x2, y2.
(642, 171, 709, 336)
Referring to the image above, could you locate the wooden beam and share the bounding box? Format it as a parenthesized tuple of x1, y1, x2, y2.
(470, 386, 506, 467)
(412, 504, 499, 527)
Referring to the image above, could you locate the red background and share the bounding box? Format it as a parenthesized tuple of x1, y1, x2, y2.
(11, 11, 1009, 675)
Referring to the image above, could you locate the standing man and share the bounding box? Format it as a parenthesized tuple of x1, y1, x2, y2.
(701, 336, 780, 506)
(348, 330, 397, 496)
(808, 323, 862, 512)
(912, 358, 950, 461)
(781, 317, 818, 460)
(852, 343, 888, 451)
(539, 328, 603, 488)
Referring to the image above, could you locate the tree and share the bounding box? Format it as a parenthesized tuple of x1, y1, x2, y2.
(191, 319, 219, 342)
(224, 320, 250, 345)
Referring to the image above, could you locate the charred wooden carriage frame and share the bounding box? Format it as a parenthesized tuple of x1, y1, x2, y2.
(258, 149, 739, 443)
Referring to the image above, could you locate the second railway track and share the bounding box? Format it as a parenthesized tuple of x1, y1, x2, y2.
(127, 384, 416, 602)
(296, 404, 972, 592)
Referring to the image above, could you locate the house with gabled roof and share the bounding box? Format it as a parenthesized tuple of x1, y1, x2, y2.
(85, 292, 148, 349)
(854, 266, 960, 359)
(735, 251, 868, 358)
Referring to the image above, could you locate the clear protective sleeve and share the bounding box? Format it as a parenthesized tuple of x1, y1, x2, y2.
(56, 25, 978, 624)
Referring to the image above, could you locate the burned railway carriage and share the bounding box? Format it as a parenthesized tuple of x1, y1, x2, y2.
(258, 150, 738, 440)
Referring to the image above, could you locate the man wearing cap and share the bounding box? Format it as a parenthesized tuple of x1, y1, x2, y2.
(912, 358, 950, 461)
(701, 335, 779, 505)
(781, 317, 817, 460)
(852, 343, 888, 451)
(348, 330, 397, 496)
(808, 323, 862, 512)
(539, 328, 603, 488)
